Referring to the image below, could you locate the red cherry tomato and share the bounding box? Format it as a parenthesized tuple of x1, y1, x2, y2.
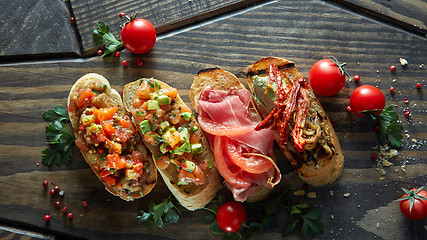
(309, 59, 346, 96)
(349, 85, 385, 118)
(121, 18, 156, 54)
(398, 187, 427, 220)
(216, 201, 247, 233)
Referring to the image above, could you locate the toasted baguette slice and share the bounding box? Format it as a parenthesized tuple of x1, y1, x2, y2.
(247, 57, 344, 186)
(122, 78, 221, 210)
(190, 68, 280, 202)
(67, 73, 157, 201)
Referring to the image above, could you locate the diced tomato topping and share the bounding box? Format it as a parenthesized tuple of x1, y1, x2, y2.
(100, 168, 112, 178)
(106, 154, 127, 170)
(131, 151, 144, 161)
(163, 88, 177, 99)
(133, 160, 144, 175)
(68, 99, 77, 113)
(94, 107, 118, 122)
(165, 131, 181, 148)
(79, 123, 85, 131)
(155, 155, 170, 169)
(190, 132, 201, 144)
(102, 122, 116, 136)
(144, 131, 157, 145)
(75, 139, 88, 152)
(169, 110, 181, 125)
(76, 89, 95, 108)
(118, 118, 132, 129)
(101, 175, 116, 186)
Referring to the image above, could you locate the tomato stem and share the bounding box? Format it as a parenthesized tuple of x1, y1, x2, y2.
(330, 56, 350, 78)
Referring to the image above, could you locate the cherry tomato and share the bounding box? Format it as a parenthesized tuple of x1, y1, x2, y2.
(397, 187, 427, 220)
(121, 18, 156, 54)
(349, 85, 385, 118)
(216, 201, 247, 233)
(309, 59, 346, 96)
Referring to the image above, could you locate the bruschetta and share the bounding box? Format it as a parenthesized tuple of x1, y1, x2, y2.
(67, 73, 157, 201)
(189, 68, 281, 202)
(246, 57, 344, 186)
(122, 78, 221, 210)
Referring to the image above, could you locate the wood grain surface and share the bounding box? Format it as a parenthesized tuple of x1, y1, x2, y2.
(0, 0, 81, 60)
(330, 0, 427, 36)
(0, 0, 426, 239)
(69, 0, 262, 56)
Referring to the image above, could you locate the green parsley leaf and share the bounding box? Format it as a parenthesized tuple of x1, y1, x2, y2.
(137, 195, 180, 229)
(361, 106, 403, 148)
(93, 21, 124, 57)
(42, 106, 74, 166)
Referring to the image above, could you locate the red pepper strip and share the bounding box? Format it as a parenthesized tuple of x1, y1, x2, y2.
(255, 107, 277, 131)
(278, 77, 300, 146)
(292, 87, 310, 152)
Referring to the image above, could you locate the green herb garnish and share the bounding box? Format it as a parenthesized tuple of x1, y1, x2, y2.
(42, 106, 75, 166)
(361, 106, 403, 148)
(93, 21, 123, 57)
(137, 195, 180, 228)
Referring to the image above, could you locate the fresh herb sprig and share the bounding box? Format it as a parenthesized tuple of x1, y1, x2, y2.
(361, 106, 403, 148)
(204, 189, 323, 240)
(93, 21, 123, 57)
(137, 195, 181, 229)
(41, 106, 75, 166)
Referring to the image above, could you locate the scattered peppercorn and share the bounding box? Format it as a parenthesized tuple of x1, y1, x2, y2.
(404, 110, 410, 117)
(67, 213, 73, 219)
(404, 98, 409, 104)
(42, 180, 49, 187)
(55, 201, 61, 207)
(137, 61, 143, 67)
(416, 83, 422, 89)
(50, 189, 55, 197)
(371, 153, 378, 160)
(346, 106, 352, 112)
(373, 126, 379, 132)
(62, 206, 68, 213)
(44, 215, 51, 222)
(54, 185, 60, 193)
(390, 87, 396, 94)
(390, 65, 396, 72)
(353, 75, 360, 81)
(119, 12, 127, 17)
(51, 179, 55, 185)
(70, 17, 75, 24)
(115, 51, 120, 57)
(97, 49, 103, 56)
(122, 60, 128, 67)
(82, 201, 88, 207)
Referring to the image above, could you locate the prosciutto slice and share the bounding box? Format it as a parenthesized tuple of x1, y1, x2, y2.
(198, 86, 281, 202)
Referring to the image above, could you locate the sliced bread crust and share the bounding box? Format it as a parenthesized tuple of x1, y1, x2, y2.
(123, 78, 221, 210)
(247, 57, 344, 186)
(67, 73, 157, 201)
(190, 68, 279, 202)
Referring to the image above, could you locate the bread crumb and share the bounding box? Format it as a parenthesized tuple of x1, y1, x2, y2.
(343, 193, 350, 198)
(293, 189, 305, 196)
(399, 58, 408, 66)
(307, 192, 317, 199)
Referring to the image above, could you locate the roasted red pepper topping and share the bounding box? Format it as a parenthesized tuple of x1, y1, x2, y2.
(255, 63, 310, 152)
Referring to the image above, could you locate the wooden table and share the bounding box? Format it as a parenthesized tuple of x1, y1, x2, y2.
(0, 0, 426, 239)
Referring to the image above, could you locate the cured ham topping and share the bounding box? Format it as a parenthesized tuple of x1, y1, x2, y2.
(131, 78, 206, 186)
(69, 84, 146, 199)
(198, 86, 280, 202)
(255, 64, 310, 152)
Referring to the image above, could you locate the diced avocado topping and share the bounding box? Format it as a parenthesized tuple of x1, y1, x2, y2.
(162, 130, 173, 144)
(177, 181, 189, 185)
(156, 95, 171, 105)
(139, 120, 151, 134)
(191, 143, 202, 154)
(154, 80, 161, 93)
(159, 121, 170, 131)
(191, 125, 198, 132)
(180, 112, 192, 121)
(168, 126, 176, 133)
(147, 100, 159, 110)
(172, 141, 191, 155)
(160, 143, 168, 154)
(183, 160, 196, 172)
(179, 128, 190, 143)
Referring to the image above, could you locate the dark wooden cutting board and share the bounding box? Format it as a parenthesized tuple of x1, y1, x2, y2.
(0, 0, 426, 239)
